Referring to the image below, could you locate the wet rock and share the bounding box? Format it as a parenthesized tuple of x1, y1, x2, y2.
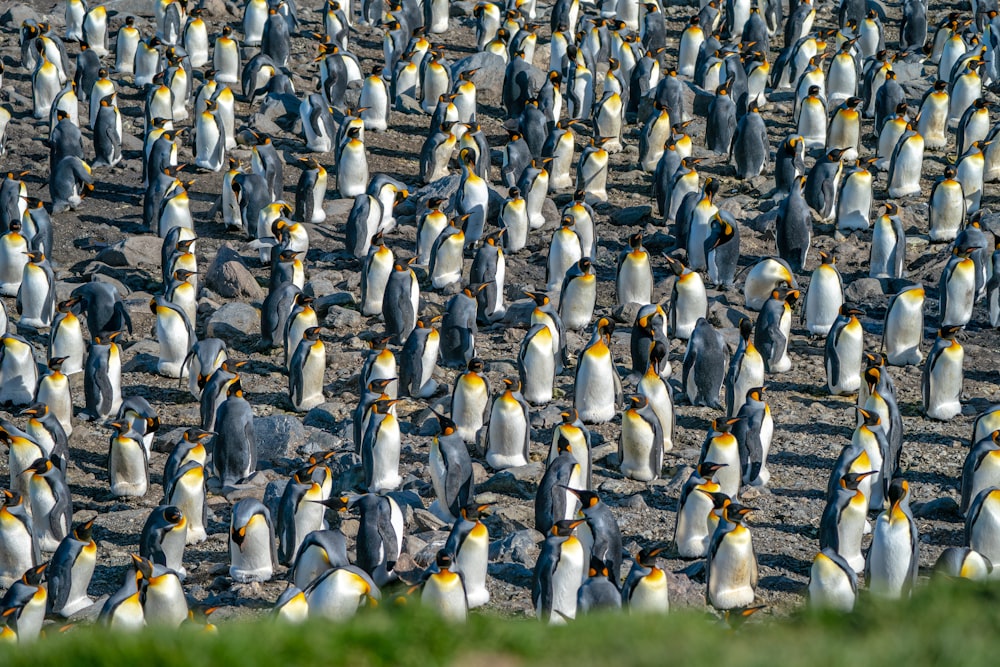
(206, 245, 265, 300)
(255, 415, 308, 462)
(206, 302, 260, 341)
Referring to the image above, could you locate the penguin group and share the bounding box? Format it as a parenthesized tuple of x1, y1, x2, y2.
(1, 0, 1000, 639)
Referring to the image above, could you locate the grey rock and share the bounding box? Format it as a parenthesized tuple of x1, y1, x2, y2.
(613, 301, 643, 324)
(96, 236, 163, 268)
(622, 493, 648, 509)
(0, 3, 34, 26)
(489, 528, 542, 565)
(312, 292, 355, 315)
(324, 305, 362, 328)
(844, 277, 885, 305)
(530, 404, 564, 429)
(450, 52, 507, 98)
(616, 205, 652, 227)
(255, 414, 308, 462)
(206, 245, 264, 300)
(206, 302, 260, 341)
(502, 299, 535, 325)
(477, 470, 535, 499)
(303, 403, 342, 430)
(412, 508, 448, 532)
(913, 496, 961, 520)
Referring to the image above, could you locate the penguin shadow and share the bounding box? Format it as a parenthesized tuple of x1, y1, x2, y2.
(767, 450, 838, 473)
(244, 389, 291, 411)
(486, 561, 533, 589)
(758, 553, 813, 580)
(898, 467, 959, 492)
(768, 486, 826, 502)
(965, 369, 1000, 387)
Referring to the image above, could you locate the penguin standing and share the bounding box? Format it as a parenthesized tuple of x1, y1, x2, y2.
(966, 488, 1000, 568)
(705, 503, 758, 610)
(575, 318, 623, 424)
(485, 378, 530, 469)
(289, 327, 326, 412)
(82, 333, 122, 420)
(807, 548, 857, 612)
(400, 318, 440, 399)
(726, 319, 765, 417)
(428, 413, 475, 522)
(826, 304, 865, 395)
(820, 471, 875, 572)
(383, 262, 420, 345)
(16, 251, 55, 329)
(617, 233, 653, 307)
(733, 387, 774, 487)
(699, 418, 743, 499)
(140, 505, 187, 575)
(939, 247, 976, 328)
(621, 547, 669, 613)
(444, 503, 491, 608)
(212, 380, 257, 486)
(618, 395, 664, 482)
(666, 256, 707, 340)
(229, 499, 277, 583)
(804, 252, 844, 336)
(533, 519, 586, 623)
(419, 551, 468, 623)
(775, 178, 812, 273)
(683, 318, 727, 408)
(922, 326, 964, 421)
(755, 289, 799, 373)
(0, 490, 37, 588)
(929, 166, 966, 242)
(25, 456, 72, 552)
(347, 493, 405, 587)
(866, 478, 919, 598)
(883, 285, 925, 365)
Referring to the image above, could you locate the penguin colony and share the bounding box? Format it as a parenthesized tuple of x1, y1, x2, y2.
(0, 0, 999, 639)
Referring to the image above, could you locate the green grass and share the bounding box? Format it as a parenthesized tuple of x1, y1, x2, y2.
(6, 581, 1000, 667)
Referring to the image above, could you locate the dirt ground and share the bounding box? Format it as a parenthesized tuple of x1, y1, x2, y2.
(0, 0, 998, 624)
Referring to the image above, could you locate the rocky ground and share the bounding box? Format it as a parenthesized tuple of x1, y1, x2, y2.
(0, 0, 998, 625)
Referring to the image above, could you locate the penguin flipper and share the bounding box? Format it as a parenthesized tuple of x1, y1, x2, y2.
(375, 499, 398, 570)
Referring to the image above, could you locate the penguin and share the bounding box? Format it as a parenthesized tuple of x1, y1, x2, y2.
(114, 16, 140, 74)
(877, 103, 910, 171)
(100, 564, 145, 630)
(617, 232, 653, 307)
(683, 318, 727, 408)
(966, 486, 1000, 569)
(699, 418, 743, 499)
(887, 125, 925, 198)
(807, 548, 857, 612)
(918, 80, 951, 150)
(135, 556, 188, 628)
(933, 546, 993, 581)
(417, 551, 468, 623)
(804, 148, 845, 222)
(559, 257, 597, 332)
(546, 216, 583, 294)
(379, 261, 418, 346)
(0, 490, 37, 589)
(732, 105, 769, 179)
(16, 251, 55, 330)
(755, 289, 799, 373)
(276, 468, 328, 568)
(825, 304, 865, 395)
(866, 478, 919, 598)
(338, 126, 369, 198)
(922, 326, 965, 421)
(620, 546, 669, 613)
(429, 413, 475, 522)
(883, 284, 925, 366)
(723, 319, 763, 419)
(939, 247, 976, 328)
(415, 198, 449, 265)
(733, 387, 774, 487)
(345, 493, 405, 587)
(705, 503, 758, 610)
(451, 358, 490, 446)
(961, 431, 1000, 516)
(804, 252, 844, 336)
(150, 296, 194, 379)
(289, 327, 326, 412)
(443, 503, 491, 609)
(819, 470, 875, 572)
(485, 378, 530, 470)
(440, 288, 479, 368)
(1, 564, 48, 641)
(429, 220, 465, 290)
(399, 317, 439, 400)
(162, 460, 208, 546)
(957, 99, 992, 159)
(139, 505, 187, 575)
(304, 563, 380, 621)
(3, 421, 45, 498)
(618, 394, 664, 482)
(518, 324, 556, 407)
(956, 142, 986, 214)
(106, 419, 149, 498)
(673, 463, 725, 559)
(290, 529, 349, 590)
(471, 231, 506, 323)
(0, 332, 38, 408)
(533, 519, 586, 623)
(576, 139, 610, 202)
(665, 256, 707, 340)
(576, 556, 622, 615)
(212, 380, 257, 487)
(32, 50, 63, 120)
(25, 456, 72, 552)
(836, 159, 875, 232)
(229, 498, 277, 583)
(743, 257, 797, 311)
(929, 166, 967, 242)
(706, 82, 737, 155)
(575, 318, 623, 424)
(360, 233, 394, 317)
(827, 97, 863, 161)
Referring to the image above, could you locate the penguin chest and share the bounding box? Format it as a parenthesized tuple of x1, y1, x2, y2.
(971, 455, 1000, 508)
(673, 275, 708, 336)
(943, 262, 975, 326)
(805, 269, 843, 334)
(704, 438, 740, 497)
(294, 544, 333, 589)
(808, 557, 854, 611)
(618, 254, 652, 304)
(930, 182, 965, 239)
(456, 524, 489, 580)
(453, 380, 488, 442)
(0, 237, 28, 285)
(0, 512, 33, 577)
(110, 592, 145, 631)
(837, 173, 873, 230)
(432, 238, 464, 287)
(531, 312, 561, 356)
(369, 416, 401, 490)
(171, 472, 206, 534)
(422, 572, 467, 621)
(308, 569, 367, 620)
(676, 487, 717, 557)
(231, 518, 273, 580)
(970, 499, 1000, 561)
(487, 397, 528, 467)
(419, 332, 440, 386)
(709, 527, 756, 603)
(294, 491, 327, 548)
(110, 438, 147, 495)
(926, 345, 964, 417)
(561, 275, 597, 329)
(65, 541, 97, 610)
(144, 576, 187, 627)
(620, 410, 659, 481)
(638, 376, 673, 448)
(550, 538, 585, 619)
(576, 344, 616, 421)
(28, 477, 59, 536)
(867, 515, 914, 596)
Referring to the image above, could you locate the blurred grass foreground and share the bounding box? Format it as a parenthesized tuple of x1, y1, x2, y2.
(3, 581, 1000, 667)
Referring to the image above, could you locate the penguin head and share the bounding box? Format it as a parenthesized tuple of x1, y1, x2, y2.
(21, 563, 47, 587)
(304, 326, 323, 342)
(696, 488, 732, 512)
(887, 478, 910, 509)
(183, 427, 214, 444)
(722, 503, 753, 524)
(467, 357, 486, 374)
(713, 417, 741, 434)
(939, 325, 962, 340)
(840, 470, 876, 490)
(827, 148, 847, 162)
(314, 495, 353, 514)
(555, 432, 573, 455)
(746, 387, 765, 403)
(1, 488, 23, 508)
(227, 378, 245, 399)
(628, 394, 648, 410)
(587, 556, 611, 581)
(596, 317, 615, 343)
(738, 318, 753, 341)
(551, 518, 585, 537)
(460, 503, 491, 521)
(563, 486, 600, 508)
(697, 461, 727, 480)
(433, 411, 458, 436)
(26, 456, 54, 477)
(840, 303, 864, 318)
